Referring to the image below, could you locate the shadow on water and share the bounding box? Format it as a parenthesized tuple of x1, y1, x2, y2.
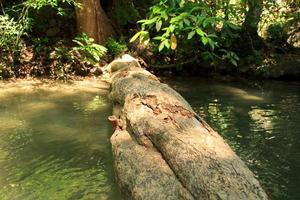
(166, 77, 300, 200)
(0, 87, 122, 200)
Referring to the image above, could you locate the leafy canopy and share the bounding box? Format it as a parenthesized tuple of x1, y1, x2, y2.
(130, 0, 241, 66)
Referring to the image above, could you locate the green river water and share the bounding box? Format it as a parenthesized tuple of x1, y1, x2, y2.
(0, 81, 121, 200)
(0, 79, 299, 200)
(167, 77, 300, 200)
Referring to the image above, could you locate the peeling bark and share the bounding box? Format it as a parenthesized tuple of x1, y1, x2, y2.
(106, 55, 268, 200)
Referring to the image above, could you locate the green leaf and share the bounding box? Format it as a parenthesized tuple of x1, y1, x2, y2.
(188, 31, 195, 39)
(226, 22, 240, 30)
(130, 32, 141, 43)
(169, 24, 175, 32)
(158, 42, 165, 52)
(162, 13, 168, 21)
(183, 19, 190, 26)
(165, 39, 171, 49)
(203, 18, 214, 28)
(153, 36, 163, 40)
(137, 19, 149, 23)
(179, 21, 184, 29)
(231, 59, 238, 66)
(207, 38, 215, 50)
(142, 17, 158, 25)
(139, 31, 149, 43)
(196, 28, 205, 36)
(72, 40, 84, 46)
(201, 36, 208, 45)
(156, 20, 162, 32)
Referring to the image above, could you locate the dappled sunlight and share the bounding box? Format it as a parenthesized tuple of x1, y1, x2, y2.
(0, 78, 109, 99)
(73, 95, 108, 112)
(0, 116, 25, 132)
(37, 123, 80, 138)
(21, 101, 58, 116)
(188, 127, 236, 160)
(248, 107, 277, 134)
(207, 103, 234, 130)
(215, 85, 264, 102)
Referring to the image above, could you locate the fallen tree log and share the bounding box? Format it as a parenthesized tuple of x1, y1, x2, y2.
(105, 55, 268, 200)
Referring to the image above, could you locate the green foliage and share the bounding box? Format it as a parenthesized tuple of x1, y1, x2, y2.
(50, 33, 107, 79)
(106, 38, 127, 57)
(220, 49, 240, 67)
(259, 0, 299, 46)
(110, 1, 140, 26)
(72, 33, 107, 65)
(130, 0, 241, 66)
(266, 23, 286, 43)
(0, 7, 32, 78)
(32, 37, 50, 55)
(0, 14, 24, 51)
(0, 0, 75, 59)
(24, 0, 78, 15)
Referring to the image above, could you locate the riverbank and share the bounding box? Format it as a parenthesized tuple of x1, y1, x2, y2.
(0, 77, 110, 95)
(151, 51, 300, 80)
(2, 49, 299, 82)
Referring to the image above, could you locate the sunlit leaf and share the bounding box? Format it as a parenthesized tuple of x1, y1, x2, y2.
(188, 31, 195, 39)
(158, 41, 165, 52)
(196, 28, 205, 36)
(231, 59, 238, 66)
(130, 32, 141, 43)
(184, 19, 190, 26)
(201, 36, 208, 45)
(164, 39, 171, 49)
(156, 20, 162, 32)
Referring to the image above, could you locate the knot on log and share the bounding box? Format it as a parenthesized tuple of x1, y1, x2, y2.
(108, 115, 124, 130)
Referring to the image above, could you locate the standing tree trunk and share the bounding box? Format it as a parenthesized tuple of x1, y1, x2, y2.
(75, 0, 115, 44)
(242, 0, 264, 50)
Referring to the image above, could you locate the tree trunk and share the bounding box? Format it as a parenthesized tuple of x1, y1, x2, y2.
(75, 0, 114, 44)
(242, 0, 264, 50)
(105, 55, 268, 200)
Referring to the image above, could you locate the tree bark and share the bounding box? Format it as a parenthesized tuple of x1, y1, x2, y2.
(105, 55, 268, 200)
(242, 0, 264, 50)
(75, 0, 114, 44)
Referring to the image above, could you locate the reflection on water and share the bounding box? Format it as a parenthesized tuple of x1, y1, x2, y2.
(0, 83, 121, 200)
(167, 78, 300, 200)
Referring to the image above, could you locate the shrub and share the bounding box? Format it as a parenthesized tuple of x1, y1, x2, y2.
(130, 0, 240, 67)
(50, 33, 107, 79)
(0, 13, 29, 78)
(0, 15, 22, 50)
(72, 33, 107, 65)
(106, 38, 127, 57)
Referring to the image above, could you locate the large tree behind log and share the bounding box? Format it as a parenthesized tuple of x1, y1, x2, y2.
(241, 0, 264, 52)
(75, 0, 114, 44)
(106, 55, 268, 200)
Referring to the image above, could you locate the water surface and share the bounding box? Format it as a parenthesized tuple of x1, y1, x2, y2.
(0, 80, 122, 200)
(1, 78, 299, 200)
(166, 77, 300, 200)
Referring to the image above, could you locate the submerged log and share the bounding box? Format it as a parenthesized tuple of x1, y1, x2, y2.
(105, 55, 268, 200)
